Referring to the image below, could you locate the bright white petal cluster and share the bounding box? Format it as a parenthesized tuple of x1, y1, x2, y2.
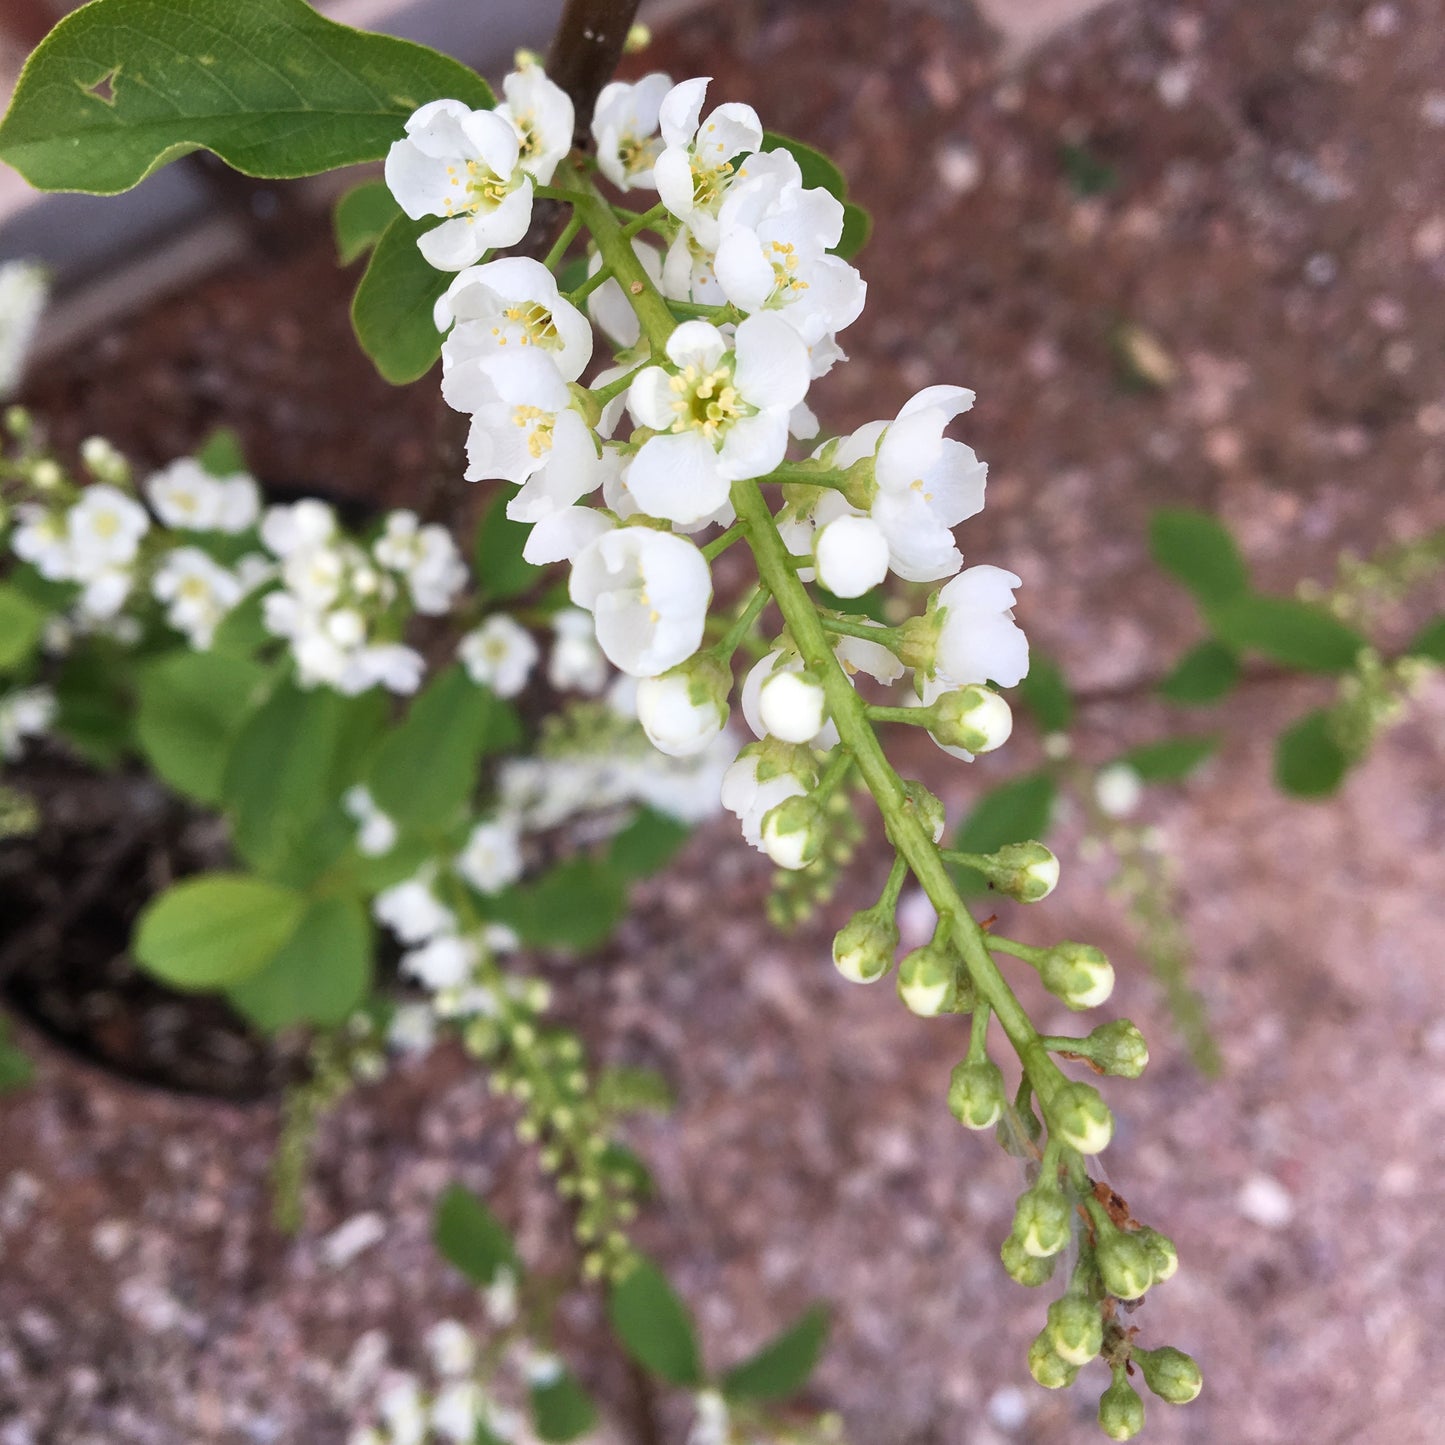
(458, 613, 538, 697)
(145, 459, 259, 534)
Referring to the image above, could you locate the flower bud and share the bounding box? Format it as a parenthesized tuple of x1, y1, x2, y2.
(760, 795, 825, 872)
(814, 514, 889, 598)
(1098, 1377, 1146, 1440)
(902, 780, 947, 842)
(1012, 1186, 1073, 1258)
(898, 611, 940, 673)
(1046, 1294, 1104, 1367)
(970, 841, 1059, 903)
(1094, 761, 1144, 819)
(1135, 1346, 1203, 1404)
(1135, 1227, 1179, 1284)
(1052, 1081, 1114, 1155)
(758, 669, 827, 743)
(1096, 1228, 1154, 1301)
(832, 907, 898, 984)
(948, 1058, 1006, 1129)
(1083, 1019, 1148, 1076)
(636, 655, 731, 757)
(1027, 1331, 1078, 1389)
(929, 685, 1014, 754)
(1002, 1234, 1057, 1288)
(1040, 942, 1115, 1010)
(896, 943, 956, 1017)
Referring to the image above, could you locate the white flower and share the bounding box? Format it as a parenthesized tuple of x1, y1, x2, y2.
(343, 786, 398, 857)
(1095, 762, 1144, 819)
(384, 99, 534, 270)
(351, 643, 425, 695)
(687, 1390, 731, 1445)
(260, 499, 336, 558)
(495, 64, 574, 185)
(635, 659, 729, 758)
(868, 385, 987, 582)
(0, 259, 48, 399)
(485, 1266, 519, 1326)
(660, 227, 725, 307)
(145, 459, 259, 534)
(386, 1002, 437, 1054)
(374, 876, 456, 945)
(377, 1374, 427, 1445)
(10, 503, 72, 579)
(714, 149, 866, 343)
(441, 347, 574, 486)
(436, 256, 593, 381)
(720, 748, 808, 850)
(431, 1381, 486, 1443)
(569, 527, 712, 676)
(372, 510, 467, 615)
(935, 565, 1029, 688)
(65, 485, 149, 575)
(741, 650, 838, 749)
(626, 316, 810, 523)
(506, 408, 612, 525)
(151, 546, 245, 647)
(653, 77, 763, 249)
(425, 1321, 477, 1379)
(592, 72, 673, 190)
(758, 668, 827, 743)
(834, 626, 905, 685)
(458, 614, 538, 697)
(401, 934, 479, 990)
(548, 606, 610, 693)
(0, 686, 55, 759)
(456, 818, 524, 895)
(76, 568, 134, 620)
(814, 512, 889, 598)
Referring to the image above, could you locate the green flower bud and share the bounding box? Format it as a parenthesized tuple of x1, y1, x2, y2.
(1135, 1346, 1203, 1404)
(1027, 1331, 1079, 1389)
(1053, 1081, 1114, 1155)
(896, 942, 956, 1017)
(1096, 1228, 1154, 1301)
(970, 841, 1059, 903)
(1084, 1019, 1149, 1077)
(1046, 1294, 1104, 1367)
(1001, 1233, 1057, 1287)
(898, 610, 941, 673)
(1098, 1377, 1146, 1440)
(1040, 942, 1115, 1010)
(929, 685, 1014, 754)
(948, 1058, 1006, 1129)
(902, 779, 947, 842)
(1135, 1226, 1178, 1284)
(832, 907, 898, 984)
(760, 795, 825, 872)
(1012, 1186, 1073, 1258)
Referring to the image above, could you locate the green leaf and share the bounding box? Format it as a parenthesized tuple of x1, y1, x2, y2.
(1157, 640, 1240, 705)
(1406, 615, 1445, 663)
(195, 425, 249, 478)
(432, 1184, 519, 1287)
(1017, 655, 1073, 733)
(761, 131, 846, 201)
(487, 858, 627, 952)
(721, 1305, 830, 1403)
(1208, 595, 1366, 674)
(473, 489, 544, 601)
(835, 202, 871, 260)
(223, 680, 349, 880)
(351, 210, 451, 385)
(0, 585, 45, 672)
(0, 1016, 34, 1094)
(950, 773, 1056, 895)
(812, 584, 887, 623)
(208, 587, 272, 658)
(1148, 509, 1251, 609)
(530, 1372, 598, 1443)
(0, 0, 493, 195)
(367, 666, 493, 828)
(596, 1065, 675, 1117)
(227, 895, 371, 1031)
(607, 808, 691, 881)
(334, 177, 402, 264)
(607, 1258, 703, 1387)
(1116, 734, 1219, 782)
(599, 1141, 654, 1198)
(53, 643, 132, 765)
(135, 650, 266, 804)
(1274, 709, 1350, 798)
(134, 872, 306, 989)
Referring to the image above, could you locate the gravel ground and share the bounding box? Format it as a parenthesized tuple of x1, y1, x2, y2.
(4, 0, 1445, 1441)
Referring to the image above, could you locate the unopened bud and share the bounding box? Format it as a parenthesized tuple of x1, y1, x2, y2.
(1135, 1227, 1178, 1284)
(902, 779, 947, 842)
(79, 435, 128, 483)
(832, 907, 898, 984)
(1083, 1019, 1148, 1076)
(948, 1058, 1006, 1129)
(970, 841, 1059, 903)
(623, 20, 652, 51)
(1002, 1234, 1057, 1288)
(930, 685, 1014, 754)
(1046, 1294, 1104, 1367)
(759, 669, 827, 743)
(1053, 1081, 1114, 1155)
(3, 405, 30, 438)
(1012, 1186, 1073, 1258)
(1096, 1228, 1154, 1301)
(898, 611, 940, 673)
(1040, 942, 1115, 1010)
(30, 458, 63, 490)
(814, 513, 889, 598)
(760, 795, 825, 872)
(1135, 1346, 1203, 1404)
(1098, 1377, 1146, 1440)
(896, 942, 955, 1017)
(1027, 1331, 1078, 1389)
(636, 654, 731, 757)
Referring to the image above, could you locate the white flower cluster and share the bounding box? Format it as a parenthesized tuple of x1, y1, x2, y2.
(0, 685, 54, 760)
(387, 68, 1030, 873)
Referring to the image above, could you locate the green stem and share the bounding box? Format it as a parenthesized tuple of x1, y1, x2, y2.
(763, 462, 855, 493)
(542, 212, 583, 273)
(622, 201, 670, 238)
(867, 702, 932, 727)
(820, 615, 904, 645)
(566, 264, 614, 305)
(701, 522, 745, 561)
(712, 584, 771, 659)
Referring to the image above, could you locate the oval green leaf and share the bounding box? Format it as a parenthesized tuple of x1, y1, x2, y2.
(1157, 640, 1240, 705)
(1274, 709, 1350, 798)
(432, 1184, 520, 1287)
(607, 1257, 703, 1387)
(351, 210, 454, 384)
(722, 1305, 829, 1403)
(1148, 509, 1250, 609)
(1208, 595, 1366, 674)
